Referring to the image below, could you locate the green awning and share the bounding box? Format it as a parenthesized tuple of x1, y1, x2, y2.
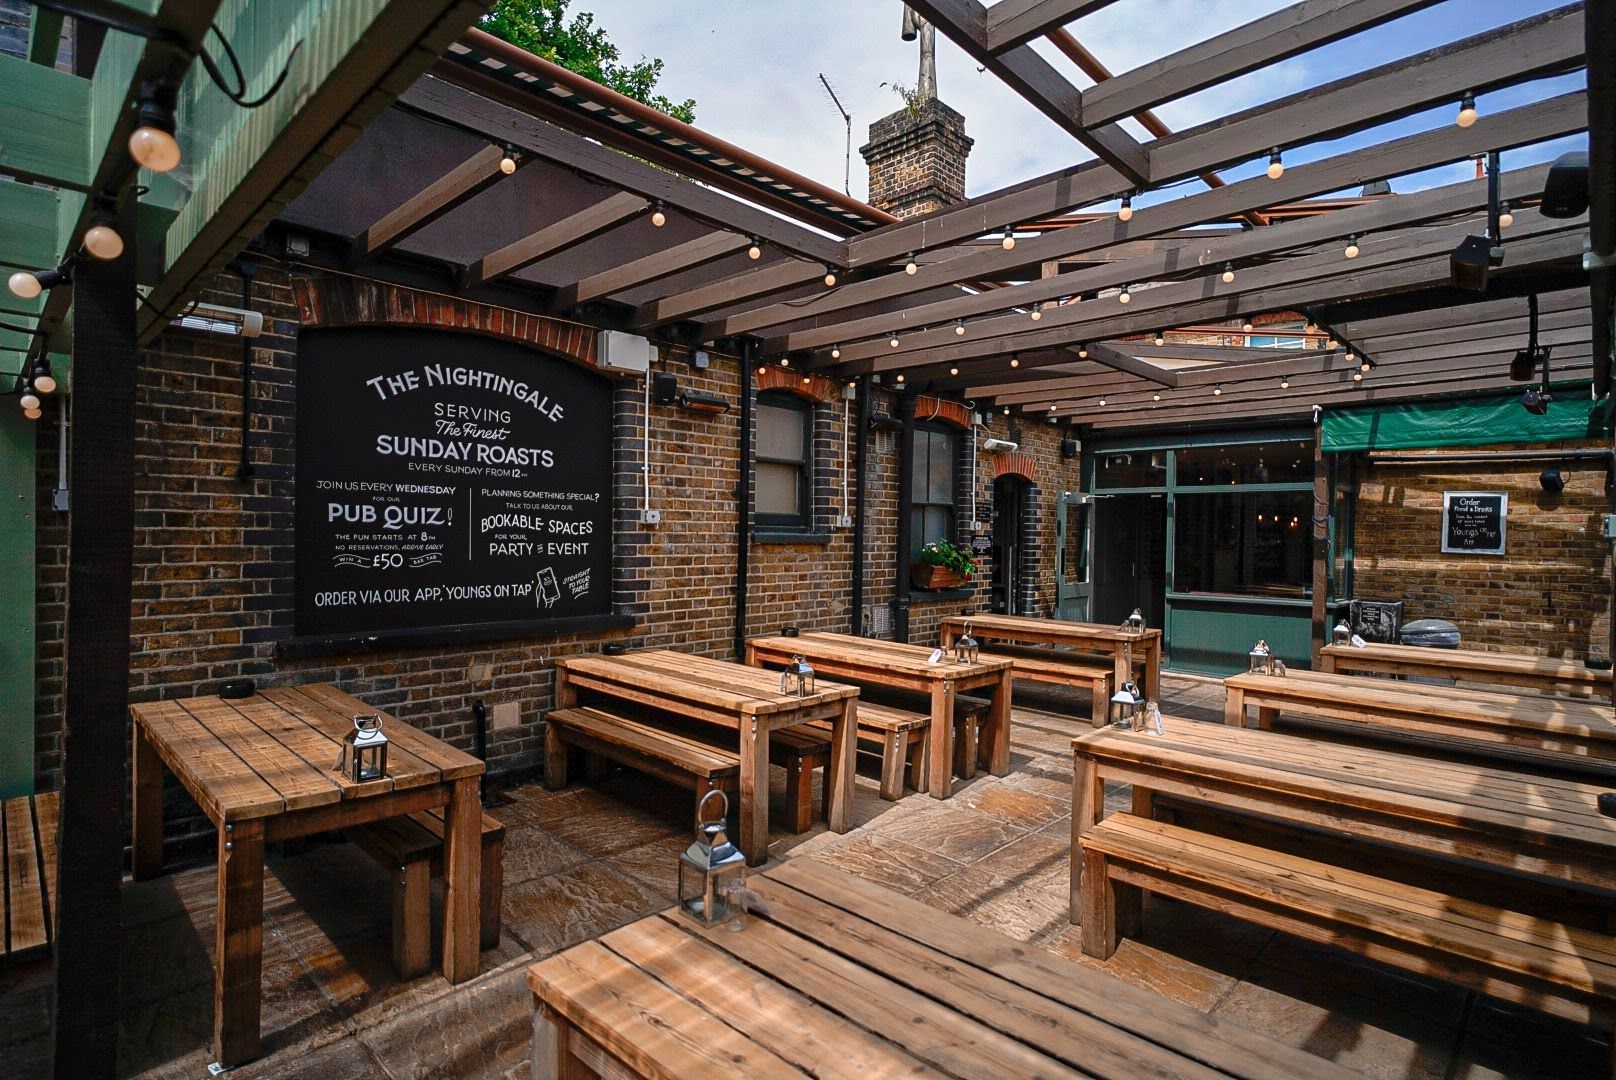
(1321, 383, 1606, 452)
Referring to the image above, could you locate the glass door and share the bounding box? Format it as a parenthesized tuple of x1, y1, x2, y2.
(1055, 491, 1091, 621)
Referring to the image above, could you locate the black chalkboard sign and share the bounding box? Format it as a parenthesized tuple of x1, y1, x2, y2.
(1440, 491, 1507, 555)
(295, 327, 613, 637)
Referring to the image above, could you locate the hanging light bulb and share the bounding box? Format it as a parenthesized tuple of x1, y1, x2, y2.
(22, 406, 40, 421)
(1280, 378, 1290, 389)
(1152, 391, 1161, 402)
(895, 373, 905, 383)
(1353, 369, 1364, 382)
(1499, 202, 1514, 229)
(1456, 91, 1478, 128)
(1325, 335, 1337, 349)
(1030, 305, 1042, 321)
(780, 357, 790, 368)
(19, 387, 40, 411)
(1049, 403, 1057, 411)
(1118, 284, 1132, 304)
(824, 268, 838, 287)
(1009, 356, 1020, 368)
(1266, 148, 1284, 180)
(129, 81, 181, 173)
(747, 239, 762, 260)
(1003, 405, 1011, 414)
(1344, 235, 1360, 259)
(954, 320, 965, 336)
(1213, 384, 1223, 396)
(83, 206, 125, 261)
(499, 144, 518, 175)
(949, 366, 959, 376)
(1221, 263, 1235, 284)
(1098, 397, 1106, 407)
(1153, 331, 1165, 346)
(8, 267, 66, 300)
(1001, 229, 1016, 251)
(30, 359, 55, 395)
(904, 253, 918, 275)
(1078, 344, 1089, 359)
(889, 332, 900, 348)
(830, 345, 841, 359)
(1359, 358, 1373, 373)
(1242, 320, 1255, 333)
(1118, 192, 1134, 222)
(801, 373, 811, 385)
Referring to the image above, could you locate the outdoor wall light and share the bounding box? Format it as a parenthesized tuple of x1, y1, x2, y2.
(1456, 92, 1478, 129)
(1540, 468, 1565, 494)
(1266, 148, 1285, 180)
(1221, 263, 1235, 283)
(129, 81, 182, 173)
(1118, 192, 1134, 222)
(904, 253, 917, 275)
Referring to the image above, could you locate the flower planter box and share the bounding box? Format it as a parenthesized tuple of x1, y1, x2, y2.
(912, 565, 969, 591)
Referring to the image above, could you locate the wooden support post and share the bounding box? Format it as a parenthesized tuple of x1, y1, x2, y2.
(131, 723, 164, 880)
(393, 861, 431, 980)
(214, 819, 265, 1067)
(927, 680, 955, 799)
(985, 668, 1013, 776)
(52, 193, 138, 1078)
(1070, 757, 1102, 921)
(1311, 419, 1329, 666)
(442, 776, 481, 982)
(737, 716, 770, 865)
(825, 696, 856, 834)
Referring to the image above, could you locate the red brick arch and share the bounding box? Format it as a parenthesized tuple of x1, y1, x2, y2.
(291, 276, 600, 371)
(915, 395, 972, 430)
(994, 451, 1038, 483)
(756, 363, 838, 404)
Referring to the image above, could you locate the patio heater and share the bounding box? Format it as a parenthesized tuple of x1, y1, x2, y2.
(679, 790, 748, 927)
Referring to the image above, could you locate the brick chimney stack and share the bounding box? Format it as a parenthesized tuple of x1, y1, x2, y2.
(860, 98, 974, 220)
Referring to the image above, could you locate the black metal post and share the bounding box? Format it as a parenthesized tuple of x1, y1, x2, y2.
(734, 340, 753, 658)
(894, 389, 917, 642)
(52, 193, 138, 1079)
(850, 375, 870, 635)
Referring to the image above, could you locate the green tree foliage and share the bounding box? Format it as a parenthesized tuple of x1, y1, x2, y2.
(480, 1, 697, 123)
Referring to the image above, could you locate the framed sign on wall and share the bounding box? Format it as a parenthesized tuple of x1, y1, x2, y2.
(294, 326, 614, 640)
(1440, 491, 1507, 555)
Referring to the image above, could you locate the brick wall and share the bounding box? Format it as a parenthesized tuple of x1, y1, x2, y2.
(1350, 443, 1612, 660)
(860, 99, 973, 220)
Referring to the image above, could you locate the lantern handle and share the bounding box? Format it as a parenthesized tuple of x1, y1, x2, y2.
(696, 788, 729, 826)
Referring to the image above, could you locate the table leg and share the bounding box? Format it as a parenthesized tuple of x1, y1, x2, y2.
(738, 717, 770, 866)
(132, 723, 164, 881)
(826, 697, 856, 832)
(984, 668, 1012, 776)
(1069, 758, 1103, 924)
(1113, 647, 1131, 697)
(442, 777, 482, 983)
(532, 1002, 588, 1080)
(940, 624, 956, 650)
(927, 681, 955, 800)
(213, 819, 264, 1068)
(1144, 641, 1162, 701)
(1256, 705, 1279, 731)
(1224, 686, 1245, 727)
(1319, 652, 1337, 674)
(743, 642, 758, 667)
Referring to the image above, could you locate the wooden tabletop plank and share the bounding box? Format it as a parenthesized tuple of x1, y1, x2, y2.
(526, 939, 810, 1079)
(289, 684, 484, 780)
(661, 911, 1087, 1079)
(772, 858, 1363, 1080)
(226, 691, 400, 796)
(743, 874, 1231, 1080)
(616, 650, 857, 708)
(942, 613, 1163, 645)
(174, 698, 345, 812)
(256, 688, 448, 791)
(4, 797, 47, 954)
(751, 633, 1011, 680)
(601, 916, 948, 1080)
(33, 791, 56, 945)
(1322, 643, 1611, 692)
(560, 651, 852, 716)
(131, 700, 287, 822)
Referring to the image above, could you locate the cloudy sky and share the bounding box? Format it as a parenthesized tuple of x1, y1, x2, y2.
(569, 1, 1586, 213)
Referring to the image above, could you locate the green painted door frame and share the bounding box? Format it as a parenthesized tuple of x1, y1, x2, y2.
(1055, 491, 1092, 620)
(1085, 427, 1321, 675)
(0, 405, 35, 796)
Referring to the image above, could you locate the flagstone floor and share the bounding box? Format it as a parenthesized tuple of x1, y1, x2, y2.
(0, 673, 1608, 1079)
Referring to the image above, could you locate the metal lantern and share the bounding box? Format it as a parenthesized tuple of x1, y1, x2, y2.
(780, 654, 815, 697)
(953, 621, 979, 664)
(1332, 620, 1351, 646)
(1109, 679, 1143, 728)
(679, 789, 747, 926)
(339, 714, 388, 782)
(1124, 608, 1146, 636)
(1248, 640, 1274, 676)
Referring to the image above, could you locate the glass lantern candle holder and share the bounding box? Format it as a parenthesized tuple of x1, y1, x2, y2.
(340, 714, 389, 783)
(1332, 620, 1351, 647)
(780, 655, 815, 697)
(679, 790, 747, 926)
(1124, 608, 1146, 636)
(1109, 680, 1143, 728)
(953, 622, 979, 664)
(1248, 640, 1273, 676)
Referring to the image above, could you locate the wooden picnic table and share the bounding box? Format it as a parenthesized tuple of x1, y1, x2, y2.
(130, 684, 484, 1068)
(1320, 641, 1613, 698)
(1070, 717, 1616, 917)
(526, 856, 1360, 1080)
(1225, 668, 1616, 774)
(746, 632, 1012, 800)
(554, 650, 859, 866)
(940, 612, 1163, 701)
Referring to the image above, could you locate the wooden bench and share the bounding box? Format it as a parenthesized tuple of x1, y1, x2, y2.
(545, 706, 830, 833)
(981, 644, 1116, 726)
(1079, 813, 1616, 1040)
(802, 701, 930, 801)
(348, 807, 506, 980)
(2, 791, 57, 964)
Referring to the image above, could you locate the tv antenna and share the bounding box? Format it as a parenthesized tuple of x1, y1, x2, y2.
(818, 73, 852, 197)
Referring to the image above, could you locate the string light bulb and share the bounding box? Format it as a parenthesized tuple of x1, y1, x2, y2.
(1152, 391, 1161, 402)
(954, 320, 966, 336)
(823, 268, 838, 287)
(129, 81, 181, 173)
(1221, 263, 1235, 284)
(1154, 331, 1166, 346)
(8, 266, 65, 300)
(499, 145, 518, 175)
(949, 366, 959, 376)
(1118, 192, 1133, 222)
(1325, 335, 1337, 349)
(1001, 229, 1016, 251)
(747, 239, 762, 260)
(1353, 369, 1364, 382)
(1280, 378, 1290, 389)
(22, 406, 40, 421)
(1266, 148, 1284, 180)
(780, 357, 790, 368)
(19, 387, 39, 411)
(1456, 92, 1477, 129)
(1003, 406, 1011, 415)
(1242, 320, 1255, 333)
(1009, 356, 1020, 368)
(1213, 384, 1223, 396)
(1078, 344, 1089, 359)
(83, 207, 124, 260)
(889, 333, 900, 348)
(30, 360, 55, 395)
(904, 254, 917, 275)
(1360, 358, 1372, 373)
(1030, 305, 1041, 321)
(1049, 403, 1057, 411)
(1098, 397, 1106, 407)
(1344, 235, 1360, 259)
(1118, 284, 1132, 304)
(1499, 202, 1514, 229)
(895, 373, 905, 383)
(830, 345, 841, 359)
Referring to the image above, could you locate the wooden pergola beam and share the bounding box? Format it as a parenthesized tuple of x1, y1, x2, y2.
(552, 230, 751, 311)
(907, 0, 1150, 183)
(1335, 287, 1589, 338)
(461, 191, 648, 289)
(349, 144, 512, 264)
(631, 259, 828, 330)
(984, 0, 1120, 52)
(713, 91, 1584, 343)
(1081, 342, 1180, 387)
(1081, 0, 1445, 128)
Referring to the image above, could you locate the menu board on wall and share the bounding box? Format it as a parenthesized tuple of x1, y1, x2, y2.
(295, 327, 613, 638)
(1440, 491, 1507, 555)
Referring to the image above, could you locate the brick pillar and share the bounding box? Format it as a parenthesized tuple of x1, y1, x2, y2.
(860, 99, 974, 220)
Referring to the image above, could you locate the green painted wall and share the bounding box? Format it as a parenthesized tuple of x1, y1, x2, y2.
(0, 405, 34, 796)
(1166, 598, 1313, 677)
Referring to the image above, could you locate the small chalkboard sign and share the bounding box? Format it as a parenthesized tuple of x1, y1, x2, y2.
(1440, 491, 1507, 555)
(970, 534, 992, 555)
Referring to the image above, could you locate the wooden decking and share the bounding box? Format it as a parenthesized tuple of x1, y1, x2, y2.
(2, 791, 57, 962)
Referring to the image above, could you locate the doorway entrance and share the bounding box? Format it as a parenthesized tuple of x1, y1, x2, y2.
(990, 476, 1025, 613)
(1093, 493, 1166, 630)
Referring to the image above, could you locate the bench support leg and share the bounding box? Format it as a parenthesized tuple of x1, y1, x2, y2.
(480, 837, 503, 951)
(532, 1003, 587, 1080)
(1089, 679, 1109, 728)
(953, 715, 978, 780)
(544, 724, 568, 790)
(1080, 848, 1139, 960)
(1070, 758, 1103, 923)
(393, 860, 432, 980)
(908, 733, 929, 795)
(132, 725, 164, 880)
(1256, 705, 1279, 731)
(879, 731, 906, 801)
(985, 668, 1012, 777)
(783, 756, 814, 834)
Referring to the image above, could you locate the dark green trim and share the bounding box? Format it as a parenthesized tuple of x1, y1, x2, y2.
(0, 408, 34, 797)
(1321, 382, 1606, 452)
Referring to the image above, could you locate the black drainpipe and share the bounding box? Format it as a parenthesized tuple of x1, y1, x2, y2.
(850, 375, 871, 635)
(893, 388, 918, 642)
(734, 340, 754, 658)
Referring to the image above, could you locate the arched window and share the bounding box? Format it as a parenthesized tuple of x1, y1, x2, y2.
(756, 390, 811, 529)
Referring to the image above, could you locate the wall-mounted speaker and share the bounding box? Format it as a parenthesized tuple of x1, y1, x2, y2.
(1060, 437, 1078, 459)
